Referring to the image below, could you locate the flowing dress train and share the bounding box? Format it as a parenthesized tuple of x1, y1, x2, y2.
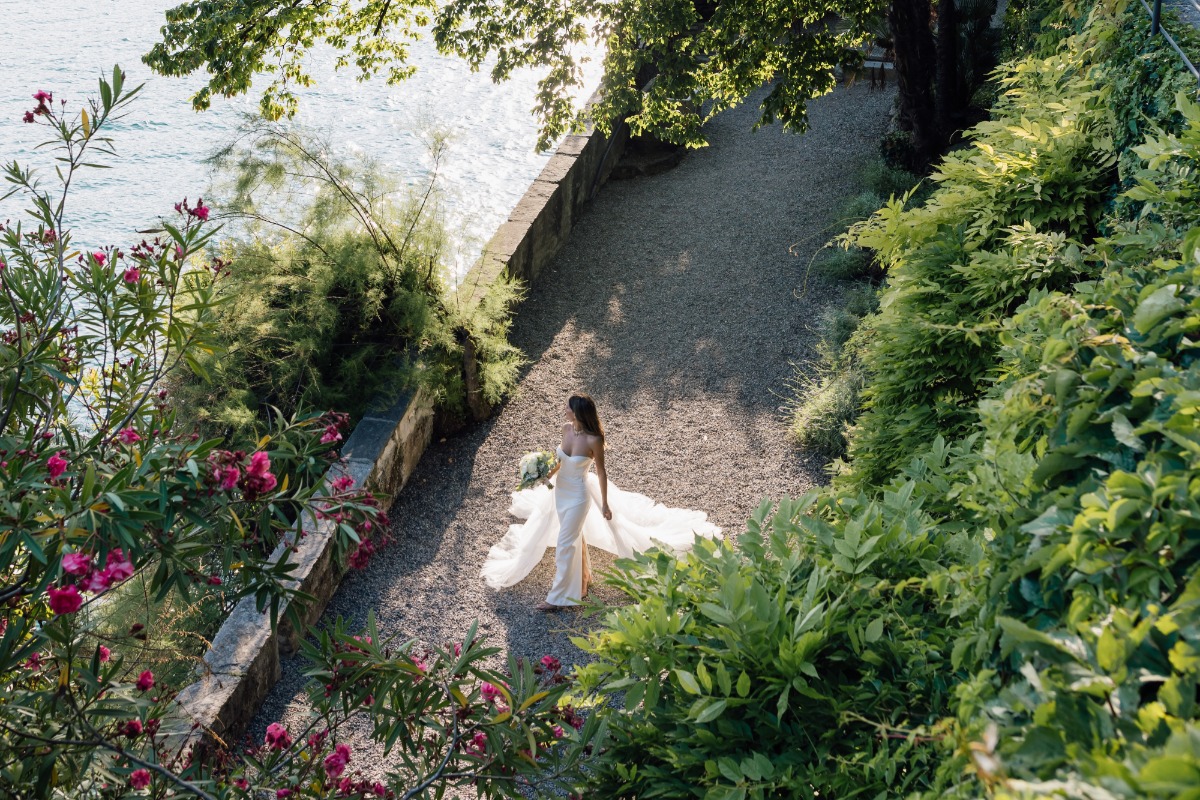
(481, 446, 722, 605)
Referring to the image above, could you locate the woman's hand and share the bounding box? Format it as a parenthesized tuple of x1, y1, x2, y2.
(601, 503, 612, 520)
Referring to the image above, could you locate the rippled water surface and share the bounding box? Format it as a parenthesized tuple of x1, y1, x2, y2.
(0, 0, 601, 276)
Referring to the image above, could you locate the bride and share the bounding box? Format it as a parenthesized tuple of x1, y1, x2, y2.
(481, 393, 722, 611)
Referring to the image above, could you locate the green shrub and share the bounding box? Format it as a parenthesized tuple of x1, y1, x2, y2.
(575, 458, 981, 799)
(860, 158, 925, 204)
(842, 11, 1120, 487)
(173, 122, 524, 436)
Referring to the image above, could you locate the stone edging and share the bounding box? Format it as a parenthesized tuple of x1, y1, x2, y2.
(169, 92, 631, 755)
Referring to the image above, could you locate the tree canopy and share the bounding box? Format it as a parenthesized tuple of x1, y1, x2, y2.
(145, 0, 885, 150)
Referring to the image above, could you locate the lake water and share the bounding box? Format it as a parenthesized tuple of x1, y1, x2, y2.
(0, 0, 602, 278)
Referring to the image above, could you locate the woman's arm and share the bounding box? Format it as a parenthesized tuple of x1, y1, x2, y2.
(593, 436, 611, 520)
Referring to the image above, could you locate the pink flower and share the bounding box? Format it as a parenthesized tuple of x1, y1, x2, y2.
(234, 778, 249, 789)
(331, 475, 354, 492)
(123, 719, 143, 737)
(117, 428, 141, 444)
(481, 682, 502, 704)
(320, 425, 342, 445)
(83, 569, 113, 593)
(540, 655, 561, 672)
(467, 731, 487, 755)
(371, 783, 386, 797)
(23, 111, 34, 124)
(323, 742, 351, 780)
(105, 549, 134, 583)
(411, 656, 427, 674)
(216, 465, 240, 491)
(190, 201, 210, 222)
(61, 551, 92, 576)
(46, 452, 68, 478)
(347, 540, 374, 570)
(92, 251, 106, 266)
(136, 670, 154, 691)
(47, 584, 82, 615)
(129, 769, 150, 790)
(123, 267, 140, 283)
(241, 451, 278, 497)
(276, 790, 292, 799)
(264, 722, 291, 750)
(33, 90, 52, 104)
(553, 725, 565, 738)
(207, 574, 222, 586)
(98, 645, 111, 662)
(453, 642, 462, 657)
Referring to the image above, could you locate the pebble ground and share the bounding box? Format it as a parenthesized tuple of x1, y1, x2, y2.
(251, 80, 895, 787)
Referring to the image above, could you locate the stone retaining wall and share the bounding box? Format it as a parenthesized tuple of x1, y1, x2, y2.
(169, 93, 630, 754)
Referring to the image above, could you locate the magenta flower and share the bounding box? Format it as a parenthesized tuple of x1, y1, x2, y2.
(32, 90, 52, 104)
(276, 790, 292, 799)
(467, 730, 487, 755)
(22, 111, 34, 124)
(481, 682, 502, 704)
(123, 267, 140, 284)
(123, 719, 143, 737)
(553, 725, 565, 738)
(264, 722, 292, 750)
(540, 655, 561, 672)
(105, 549, 134, 583)
(212, 464, 240, 491)
(242, 451, 278, 496)
(135, 670, 154, 691)
(92, 251, 106, 266)
(331, 475, 354, 492)
(83, 569, 113, 593)
(99, 645, 111, 662)
(47, 584, 83, 615)
(117, 428, 141, 444)
(323, 742, 352, 780)
(190, 201, 210, 222)
(61, 551, 93, 576)
(46, 452, 68, 478)
(129, 769, 150, 790)
(319, 424, 342, 444)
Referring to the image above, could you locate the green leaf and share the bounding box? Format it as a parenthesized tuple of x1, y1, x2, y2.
(736, 671, 751, 698)
(864, 617, 884, 644)
(676, 669, 702, 695)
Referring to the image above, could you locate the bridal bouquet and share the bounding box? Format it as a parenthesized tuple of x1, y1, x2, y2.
(516, 450, 558, 491)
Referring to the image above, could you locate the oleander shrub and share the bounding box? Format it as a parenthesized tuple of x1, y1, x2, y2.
(1, 70, 598, 800)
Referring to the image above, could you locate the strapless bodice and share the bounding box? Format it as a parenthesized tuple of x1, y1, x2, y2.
(554, 446, 592, 510)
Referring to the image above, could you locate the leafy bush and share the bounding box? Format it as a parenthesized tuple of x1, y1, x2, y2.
(574, 457, 982, 799)
(843, 12, 1120, 486)
(172, 121, 524, 437)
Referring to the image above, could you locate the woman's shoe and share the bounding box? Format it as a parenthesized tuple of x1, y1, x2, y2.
(535, 601, 569, 613)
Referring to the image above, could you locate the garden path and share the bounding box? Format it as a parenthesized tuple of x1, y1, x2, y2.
(252, 80, 895, 779)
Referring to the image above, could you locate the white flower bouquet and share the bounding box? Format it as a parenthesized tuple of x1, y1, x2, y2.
(516, 450, 558, 491)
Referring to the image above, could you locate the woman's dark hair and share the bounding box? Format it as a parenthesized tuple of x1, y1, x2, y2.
(569, 394, 604, 439)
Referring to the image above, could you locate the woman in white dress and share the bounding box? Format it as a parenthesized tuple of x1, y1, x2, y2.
(481, 394, 722, 612)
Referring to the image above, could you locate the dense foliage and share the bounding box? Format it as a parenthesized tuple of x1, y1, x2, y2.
(0, 72, 597, 800)
(170, 121, 523, 436)
(577, 1, 1200, 798)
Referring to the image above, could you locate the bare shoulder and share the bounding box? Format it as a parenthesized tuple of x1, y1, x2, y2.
(588, 433, 605, 455)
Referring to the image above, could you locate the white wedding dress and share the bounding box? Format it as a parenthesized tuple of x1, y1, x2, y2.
(481, 446, 722, 605)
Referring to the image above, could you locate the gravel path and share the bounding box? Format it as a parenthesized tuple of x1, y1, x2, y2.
(251, 80, 894, 782)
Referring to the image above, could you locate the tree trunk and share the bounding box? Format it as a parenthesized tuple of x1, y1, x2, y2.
(936, 0, 959, 138)
(889, 0, 940, 167)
